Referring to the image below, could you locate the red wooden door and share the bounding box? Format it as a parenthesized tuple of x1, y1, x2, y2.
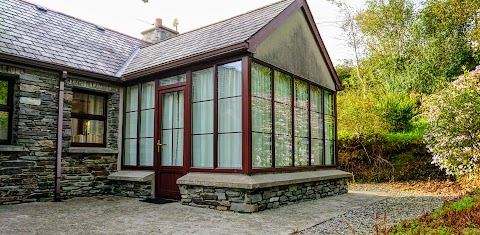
(156, 86, 186, 199)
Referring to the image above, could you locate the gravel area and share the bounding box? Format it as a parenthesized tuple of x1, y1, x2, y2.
(300, 183, 452, 235)
(0, 183, 451, 235)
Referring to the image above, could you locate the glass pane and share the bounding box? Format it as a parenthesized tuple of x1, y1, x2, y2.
(159, 74, 186, 86)
(311, 138, 324, 166)
(218, 133, 242, 168)
(324, 90, 335, 116)
(162, 92, 174, 129)
(192, 68, 214, 102)
(311, 111, 323, 139)
(218, 97, 242, 133)
(126, 85, 138, 112)
(123, 139, 137, 166)
(310, 86, 322, 113)
(274, 103, 292, 135)
(161, 130, 184, 167)
(325, 140, 335, 165)
(192, 101, 213, 134)
(274, 71, 291, 104)
(0, 80, 8, 105)
(294, 79, 309, 109)
(161, 130, 173, 166)
(71, 118, 104, 144)
(325, 115, 335, 140)
(192, 134, 213, 167)
(294, 107, 309, 137)
(251, 63, 271, 99)
(252, 133, 272, 168)
(124, 112, 138, 138)
(140, 109, 154, 138)
(173, 129, 184, 166)
(0, 111, 8, 140)
(275, 134, 293, 167)
(252, 97, 272, 133)
(295, 137, 309, 166)
(218, 61, 242, 99)
(173, 91, 184, 129)
(141, 82, 155, 110)
(139, 138, 154, 166)
(72, 92, 104, 115)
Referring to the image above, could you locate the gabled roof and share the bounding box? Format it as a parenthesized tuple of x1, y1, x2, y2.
(0, 0, 149, 78)
(123, 0, 295, 77)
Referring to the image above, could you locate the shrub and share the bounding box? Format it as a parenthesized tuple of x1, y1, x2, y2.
(425, 66, 480, 177)
(375, 93, 419, 132)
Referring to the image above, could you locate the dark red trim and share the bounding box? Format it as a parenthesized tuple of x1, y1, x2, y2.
(271, 66, 276, 168)
(153, 79, 160, 196)
(213, 65, 218, 169)
(0, 53, 120, 83)
(184, 71, 192, 174)
(190, 168, 243, 174)
(123, 43, 249, 80)
(70, 89, 108, 147)
(242, 56, 252, 175)
(251, 165, 337, 174)
(334, 92, 338, 165)
(290, 73, 295, 167)
(0, 74, 14, 144)
(307, 83, 312, 166)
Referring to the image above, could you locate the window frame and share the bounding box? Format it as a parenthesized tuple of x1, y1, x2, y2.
(70, 89, 108, 147)
(189, 59, 244, 172)
(250, 58, 338, 173)
(0, 75, 14, 145)
(122, 74, 187, 170)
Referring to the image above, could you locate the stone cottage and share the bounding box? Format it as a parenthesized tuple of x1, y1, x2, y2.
(0, 0, 351, 212)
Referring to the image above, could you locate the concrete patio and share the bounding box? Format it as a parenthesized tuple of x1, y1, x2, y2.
(0, 186, 446, 235)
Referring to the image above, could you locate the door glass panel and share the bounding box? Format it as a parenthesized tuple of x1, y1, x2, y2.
(161, 90, 184, 166)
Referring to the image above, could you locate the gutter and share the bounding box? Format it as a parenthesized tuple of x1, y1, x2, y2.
(55, 71, 67, 202)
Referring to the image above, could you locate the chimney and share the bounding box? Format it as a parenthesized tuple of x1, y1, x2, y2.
(141, 18, 178, 43)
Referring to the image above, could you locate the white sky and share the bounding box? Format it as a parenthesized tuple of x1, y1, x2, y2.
(26, 0, 364, 65)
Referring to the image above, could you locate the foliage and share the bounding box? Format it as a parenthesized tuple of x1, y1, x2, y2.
(389, 190, 480, 234)
(337, 89, 386, 136)
(338, 129, 447, 182)
(375, 93, 420, 132)
(424, 67, 480, 177)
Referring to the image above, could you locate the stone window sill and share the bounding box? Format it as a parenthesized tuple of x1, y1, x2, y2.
(66, 147, 118, 154)
(108, 171, 155, 182)
(0, 145, 29, 152)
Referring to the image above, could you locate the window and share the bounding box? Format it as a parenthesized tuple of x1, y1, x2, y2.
(251, 62, 336, 168)
(123, 74, 186, 168)
(0, 77, 13, 144)
(71, 90, 107, 147)
(191, 61, 242, 169)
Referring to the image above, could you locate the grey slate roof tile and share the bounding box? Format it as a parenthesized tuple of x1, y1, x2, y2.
(123, 0, 294, 75)
(0, 0, 149, 77)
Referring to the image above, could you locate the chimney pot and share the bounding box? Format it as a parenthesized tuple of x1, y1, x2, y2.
(155, 18, 162, 27)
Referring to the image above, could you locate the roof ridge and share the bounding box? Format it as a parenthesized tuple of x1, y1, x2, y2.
(18, 0, 151, 45)
(141, 0, 294, 49)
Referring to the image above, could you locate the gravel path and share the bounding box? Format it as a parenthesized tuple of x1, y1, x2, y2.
(300, 183, 452, 235)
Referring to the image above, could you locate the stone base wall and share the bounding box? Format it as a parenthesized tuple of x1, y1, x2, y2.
(60, 153, 117, 199)
(179, 178, 349, 213)
(111, 181, 153, 198)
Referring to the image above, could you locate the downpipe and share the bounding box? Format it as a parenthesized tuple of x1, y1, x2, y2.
(55, 71, 67, 202)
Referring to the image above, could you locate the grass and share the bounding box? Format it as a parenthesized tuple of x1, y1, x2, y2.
(389, 189, 480, 235)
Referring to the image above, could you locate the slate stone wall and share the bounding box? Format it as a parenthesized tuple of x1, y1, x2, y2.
(0, 65, 121, 204)
(111, 180, 153, 198)
(179, 178, 349, 213)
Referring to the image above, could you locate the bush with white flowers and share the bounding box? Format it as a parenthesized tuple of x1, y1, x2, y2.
(425, 66, 480, 177)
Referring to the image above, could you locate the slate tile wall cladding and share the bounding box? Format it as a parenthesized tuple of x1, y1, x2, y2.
(111, 181, 153, 198)
(179, 178, 349, 213)
(0, 64, 121, 205)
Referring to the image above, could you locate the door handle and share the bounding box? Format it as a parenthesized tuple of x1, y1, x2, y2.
(157, 140, 167, 152)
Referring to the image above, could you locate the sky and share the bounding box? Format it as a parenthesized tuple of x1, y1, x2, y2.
(26, 0, 365, 65)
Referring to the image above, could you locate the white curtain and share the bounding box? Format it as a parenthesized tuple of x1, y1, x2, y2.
(192, 68, 214, 167)
(161, 91, 184, 167)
